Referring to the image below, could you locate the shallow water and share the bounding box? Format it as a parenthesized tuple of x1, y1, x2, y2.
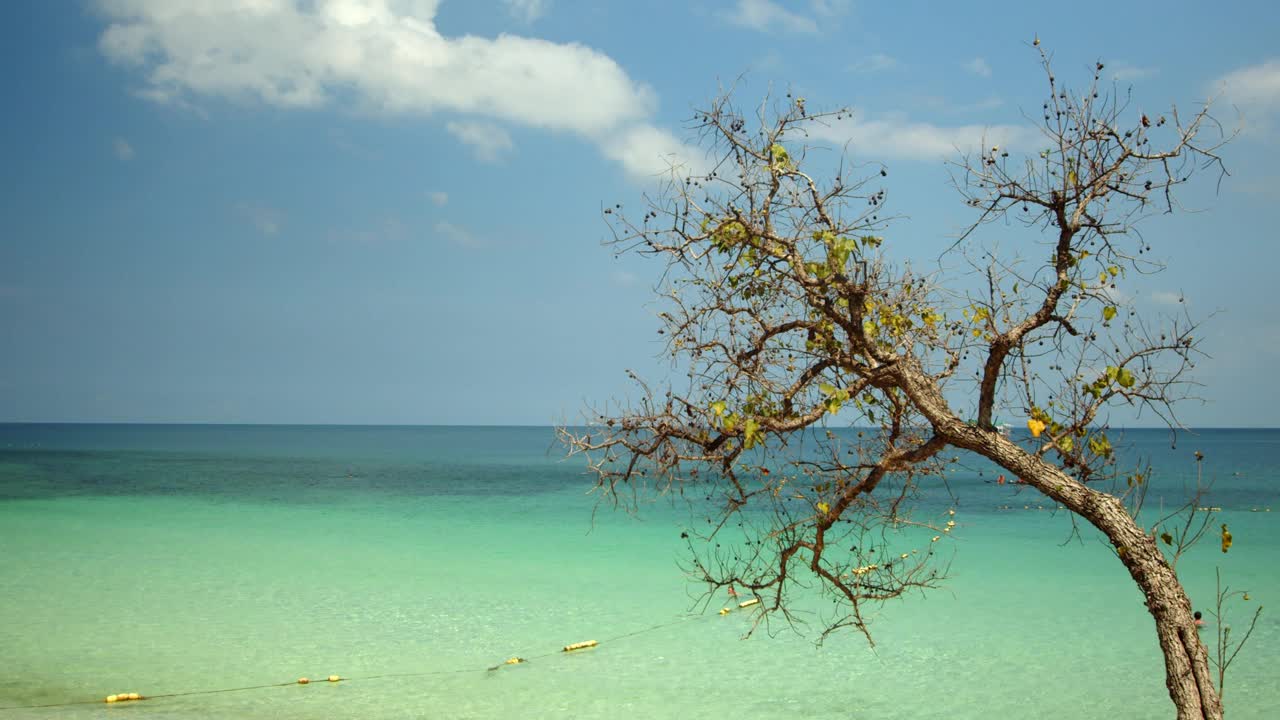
(0, 425, 1276, 718)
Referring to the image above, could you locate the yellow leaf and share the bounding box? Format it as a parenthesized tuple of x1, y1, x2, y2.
(1027, 419, 1046, 437)
(817, 502, 830, 514)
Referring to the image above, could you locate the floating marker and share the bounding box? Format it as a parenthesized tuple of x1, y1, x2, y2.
(327, 675, 341, 683)
(105, 692, 143, 703)
(297, 677, 310, 685)
(503, 657, 525, 666)
(563, 640, 598, 652)
(718, 607, 730, 615)
(737, 598, 760, 609)
(105, 695, 118, 704)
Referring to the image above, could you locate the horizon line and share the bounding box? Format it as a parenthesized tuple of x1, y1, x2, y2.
(1, 421, 1276, 431)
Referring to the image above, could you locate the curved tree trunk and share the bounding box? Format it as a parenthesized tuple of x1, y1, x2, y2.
(959, 428, 1222, 718)
(900, 372, 1224, 718)
(1089, 499, 1223, 720)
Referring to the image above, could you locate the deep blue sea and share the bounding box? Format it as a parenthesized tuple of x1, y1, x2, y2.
(0, 424, 1276, 718)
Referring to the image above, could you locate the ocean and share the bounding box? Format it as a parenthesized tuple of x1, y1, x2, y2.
(0, 424, 1276, 718)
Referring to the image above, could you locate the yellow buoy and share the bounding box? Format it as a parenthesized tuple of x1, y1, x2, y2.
(718, 607, 730, 615)
(105, 695, 119, 703)
(737, 598, 760, 609)
(503, 658, 525, 665)
(327, 675, 341, 682)
(563, 640, 598, 652)
(127, 693, 141, 701)
(298, 677, 310, 685)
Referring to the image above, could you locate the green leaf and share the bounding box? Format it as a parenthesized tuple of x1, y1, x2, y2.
(1116, 368, 1136, 389)
(1088, 433, 1113, 457)
(710, 401, 727, 417)
(1102, 306, 1117, 322)
(769, 143, 791, 171)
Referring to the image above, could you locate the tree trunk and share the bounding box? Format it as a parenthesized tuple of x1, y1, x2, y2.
(955, 425, 1223, 718)
(898, 371, 1224, 717)
(1089, 499, 1223, 720)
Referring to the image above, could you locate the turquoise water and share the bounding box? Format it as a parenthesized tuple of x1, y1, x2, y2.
(0, 425, 1276, 718)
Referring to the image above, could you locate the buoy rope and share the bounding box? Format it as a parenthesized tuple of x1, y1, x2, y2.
(0, 602, 750, 712)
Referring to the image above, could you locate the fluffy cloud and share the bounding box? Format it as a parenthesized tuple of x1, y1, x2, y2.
(427, 190, 449, 206)
(806, 112, 1039, 162)
(1213, 59, 1280, 134)
(723, 0, 818, 34)
(93, 0, 691, 179)
(602, 124, 708, 179)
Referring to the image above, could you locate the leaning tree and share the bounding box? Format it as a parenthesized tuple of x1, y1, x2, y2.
(561, 48, 1239, 719)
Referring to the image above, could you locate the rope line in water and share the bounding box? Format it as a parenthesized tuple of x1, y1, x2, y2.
(0, 602, 751, 712)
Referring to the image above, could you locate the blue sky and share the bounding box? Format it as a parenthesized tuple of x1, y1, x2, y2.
(1, 0, 1278, 426)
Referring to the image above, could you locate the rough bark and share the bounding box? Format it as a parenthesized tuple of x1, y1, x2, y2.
(899, 362, 1223, 719)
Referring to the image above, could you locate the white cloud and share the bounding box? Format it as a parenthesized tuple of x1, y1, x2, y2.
(849, 53, 896, 74)
(502, 0, 549, 23)
(1213, 59, 1280, 134)
(1149, 291, 1185, 306)
(427, 190, 449, 206)
(1107, 61, 1158, 83)
(723, 0, 818, 34)
(92, 0, 678, 179)
(964, 57, 992, 78)
(435, 220, 481, 247)
(113, 137, 135, 160)
(445, 120, 514, 162)
(1215, 59, 1280, 108)
(806, 111, 1039, 162)
(602, 124, 709, 179)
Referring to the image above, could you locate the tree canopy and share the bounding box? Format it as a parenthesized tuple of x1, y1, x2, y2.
(562, 48, 1239, 719)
